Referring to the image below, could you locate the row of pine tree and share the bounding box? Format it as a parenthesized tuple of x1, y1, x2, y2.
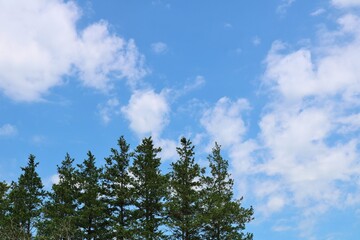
(0, 136, 253, 240)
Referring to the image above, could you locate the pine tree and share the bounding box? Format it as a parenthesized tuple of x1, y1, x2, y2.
(7, 154, 46, 239)
(38, 153, 80, 239)
(200, 143, 254, 240)
(0, 181, 9, 220)
(103, 136, 134, 239)
(130, 137, 168, 240)
(76, 151, 107, 239)
(0, 181, 10, 238)
(166, 137, 203, 240)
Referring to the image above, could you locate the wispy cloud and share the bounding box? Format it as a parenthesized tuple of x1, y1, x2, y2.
(0, 124, 17, 137)
(277, 0, 296, 14)
(183, 75, 205, 92)
(310, 8, 326, 16)
(252, 36, 261, 46)
(224, 22, 233, 28)
(98, 98, 120, 124)
(151, 42, 168, 54)
(332, 0, 360, 8)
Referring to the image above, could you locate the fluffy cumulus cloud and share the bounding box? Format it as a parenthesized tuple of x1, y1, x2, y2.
(121, 89, 169, 137)
(200, 97, 249, 148)
(0, 0, 146, 102)
(121, 89, 178, 161)
(0, 124, 17, 137)
(256, 7, 360, 231)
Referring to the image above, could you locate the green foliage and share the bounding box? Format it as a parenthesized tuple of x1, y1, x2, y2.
(200, 143, 254, 240)
(102, 136, 133, 239)
(7, 155, 46, 239)
(0, 136, 254, 239)
(130, 137, 168, 239)
(76, 151, 108, 239)
(38, 153, 80, 239)
(166, 137, 204, 240)
(0, 181, 10, 238)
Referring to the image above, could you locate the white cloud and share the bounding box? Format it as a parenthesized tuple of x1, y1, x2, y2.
(0, 0, 146, 102)
(121, 89, 169, 137)
(43, 173, 60, 189)
(277, 0, 295, 14)
(332, 0, 360, 8)
(31, 135, 46, 145)
(183, 75, 205, 92)
(121, 89, 177, 161)
(310, 8, 326, 16)
(200, 97, 250, 148)
(0, 124, 17, 136)
(199, 97, 257, 198)
(256, 10, 360, 232)
(154, 137, 178, 161)
(259, 106, 358, 208)
(50, 174, 60, 185)
(151, 42, 168, 54)
(77, 23, 147, 90)
(264, 15, 360, 102)
(98, 98, 120, 124)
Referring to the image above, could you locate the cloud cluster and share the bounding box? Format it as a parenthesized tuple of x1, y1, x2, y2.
(198, 5, 360, 237)
(0, 0, 146, 101)
(256, 10, 360, 231)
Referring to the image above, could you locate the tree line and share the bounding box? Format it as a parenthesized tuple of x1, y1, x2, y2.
(0, 136, 254, 240)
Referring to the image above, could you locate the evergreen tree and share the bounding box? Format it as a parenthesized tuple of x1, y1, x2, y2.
(0, 181, 9, 220)
(38, 153, 80, 239)
(130, 137, 168, 240)
(103, 136, 133, 239)
(7, 154, 46, 239)
(200, 143, 254, 240)
(166, 137, 203, 240)
(76, 151, 107, 239)
(0, 181, 11, 238)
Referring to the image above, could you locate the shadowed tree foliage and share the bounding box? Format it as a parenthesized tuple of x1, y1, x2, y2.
(76, 151, 108, 239)
(130, 137, 168, 240)
(103, 136, 134, 239)
(166, 137, 204, 240)
(38, 153, 80, 239)
(7, 155, 46, 239)
(0, 181, 11, 238)
(200, 143, 254, 240)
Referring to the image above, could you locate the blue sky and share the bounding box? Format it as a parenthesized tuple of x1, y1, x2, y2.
(1, 0, 360, 239)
